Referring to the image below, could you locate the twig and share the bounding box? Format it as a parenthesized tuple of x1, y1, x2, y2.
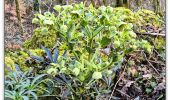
(142, 51, 160, 75)
(154, 49, 166, 61)
(148, 60, 165, 66)
(42, 2, 50, 10)
(136, 32, 165, 36)
(49, 0, 53, 10)
(109, 57, 131, 100)
(115, 89, 131, 98)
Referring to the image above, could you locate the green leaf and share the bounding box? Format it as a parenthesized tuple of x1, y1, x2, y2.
(99, 6, 106, 12)
(41, 27, 48, 34)
(31, 74, 47, 86)
(81, 19, 88, 27)
(114, 41, 121, 48)
(106, 70, 112, 76)
(22, 96, 29, 100)
(43, 20, 54, 25)
(92, 26, 104, 38)
(53, 5, 62, 12)
(100, 37, 111, 47)
(128, 31, 136, 38)
(78, 75, 85, 82)
(151, 82, 157, 88)
(37, 14, 45, 20)
(60, 25, 68, 33)
(145, 88, 152, 94)
(84, 25, 92, 38)
(25, 91, 38, 100)
(92, 72, 102, 79)
(32, 18, 39, 24)
(73, 68, 80, 76)
(47, 68, 57, 76)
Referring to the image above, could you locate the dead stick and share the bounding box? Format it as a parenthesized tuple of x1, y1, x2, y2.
(136, 32, 165, 36)
(142, 51, 160, 75)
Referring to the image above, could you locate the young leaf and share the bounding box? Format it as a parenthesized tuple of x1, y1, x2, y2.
(92, 72, 102, 79)
(32, 18, 39, 24)
(43, 20, 54, 25)
(73, 68, 80, 76)
(53, 5, 62, 12)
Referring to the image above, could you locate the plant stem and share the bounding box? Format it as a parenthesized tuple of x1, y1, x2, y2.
(88, 38, 93, 61)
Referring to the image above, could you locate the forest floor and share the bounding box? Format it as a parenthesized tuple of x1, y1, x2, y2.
(4, 1, 166, 99)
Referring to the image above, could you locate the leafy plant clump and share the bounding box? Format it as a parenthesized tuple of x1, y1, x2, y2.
(5, 2, 163, 100)
(5, 69, 53, 100)
(5, 49, 45, 72)
(23, 3, 159, 49)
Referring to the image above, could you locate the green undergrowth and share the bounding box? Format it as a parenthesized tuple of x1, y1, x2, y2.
(5, 3, 165, 100)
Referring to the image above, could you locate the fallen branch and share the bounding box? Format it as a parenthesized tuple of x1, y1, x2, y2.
(149, 60, 165, 66)
(136, 32, 165, 36)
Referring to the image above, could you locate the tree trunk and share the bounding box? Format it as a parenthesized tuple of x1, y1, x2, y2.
(123, 0, 129, 8)
(15, 0, 24, 34)
(116, 0, 124, 7)
(154, 0, 162, 16)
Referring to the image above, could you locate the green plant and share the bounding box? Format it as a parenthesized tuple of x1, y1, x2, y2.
(5, 3, 160, 99)
(5, 49, 46, 72)
(134, 9, 163, 33)
(5, 69, 53, 100)
(5, 57, 16, 74)
(24, 4, 158, 50)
